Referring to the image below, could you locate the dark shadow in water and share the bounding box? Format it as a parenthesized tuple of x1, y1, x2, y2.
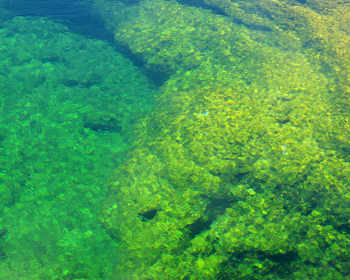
(294, 0, 307, 4)
(138, 209, 158, 222)
(187, 197, 231, 238)
(4, 0, 169, 86)
(3, 0, 120, 69)
(178, 0, 273, 32)
(84, 118, 123, 134)
(114, 44, 170, 87)
(177, 0, 226, 16)
(4, 0, 113, 41)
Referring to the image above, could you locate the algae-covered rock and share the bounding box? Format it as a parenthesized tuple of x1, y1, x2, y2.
(91, 0, 350, 278)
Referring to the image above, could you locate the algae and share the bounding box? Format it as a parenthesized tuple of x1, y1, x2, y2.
(1, 0, 350, 278)
(0, 16, 155, 279)
(93, 0, 350, 279)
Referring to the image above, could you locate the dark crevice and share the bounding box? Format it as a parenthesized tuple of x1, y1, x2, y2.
(0, 246, 7, 261)
(138, 209, 158, 221)
(335, 223, 350, 235)
(83, 118, 123, 134)
(188, 198, 231, 238)
(277, 117, 291, 124)
(178, 0, 272, 32)
(0, 228, 8, 240)
(177, 0, 226, 16)
(113, 44, 170, 87)
(221, 250, 297, 278)
(264, 250, 298, 264)
(235, 171, 249, 181)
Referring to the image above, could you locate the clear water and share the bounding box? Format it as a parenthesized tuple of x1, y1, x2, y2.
(1, 0, 350, 279)
(0, 0, 156, 279)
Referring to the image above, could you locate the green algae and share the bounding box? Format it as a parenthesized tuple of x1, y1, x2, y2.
(2, 0, 350, 278)
(92, 0, 350, 279)
(0, 16, 155, 279)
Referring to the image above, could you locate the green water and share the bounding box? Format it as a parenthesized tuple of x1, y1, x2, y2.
(0, 15, 155, 279)
(2, 0, 350, 279)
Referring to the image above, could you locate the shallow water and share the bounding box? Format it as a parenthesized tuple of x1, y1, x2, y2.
(1, 0, 350, 279)
(0, 0, 156, 278)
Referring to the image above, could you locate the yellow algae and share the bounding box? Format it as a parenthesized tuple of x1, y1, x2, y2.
(88, 0, 350, 278)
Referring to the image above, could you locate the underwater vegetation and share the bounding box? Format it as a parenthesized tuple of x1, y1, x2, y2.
(93, 0, 350, 279)
(0, 16, 155, 279)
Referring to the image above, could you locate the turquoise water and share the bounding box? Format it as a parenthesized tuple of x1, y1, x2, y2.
(2, 0, 350, 279)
